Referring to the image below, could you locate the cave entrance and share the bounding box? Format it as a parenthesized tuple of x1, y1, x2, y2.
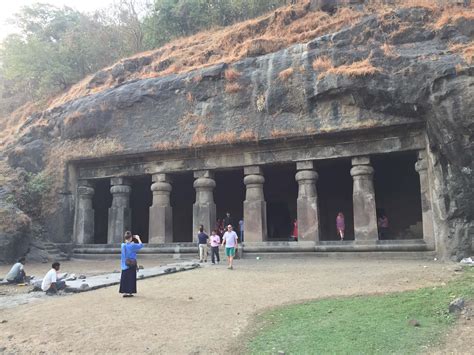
(318, 158, 354, 241)
(130, 175, 152, 243)
(373, 151, 422, 240)
(92, 179, 112, 244)
(171, 172, 194, 242)
(215, 169, 245, 237)
(264, 164, 298, 241)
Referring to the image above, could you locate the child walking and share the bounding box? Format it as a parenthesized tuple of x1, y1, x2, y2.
(210, 230, 221, 264)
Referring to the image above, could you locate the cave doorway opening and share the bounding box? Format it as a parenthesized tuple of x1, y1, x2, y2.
(92, 179, 112, 244)
(264, 164, 298, 241)
(214, 169, 245, 236)
(318, 158, 354, 241)
(130, 175, 152, 243)
(171, 172, 194, 242)
(373, 151, 422, 240)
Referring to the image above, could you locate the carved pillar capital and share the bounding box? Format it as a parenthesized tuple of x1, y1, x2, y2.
(108, 177, 131, 244)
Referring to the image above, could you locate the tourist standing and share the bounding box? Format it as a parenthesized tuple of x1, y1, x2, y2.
(41, 262, 66, 294)
(336, 212, 345, 241)
(222, 224, 238, 270)
(210, 230, 221, 264)
(291, 219, 298, 241)
(223, 212, 233, 230)
(238, 219, 244, 242)
(5, 257, 27, 284)
(119, 231, 143, 298)
(378, 212, 389, 240)
(197, 225, 209, 263)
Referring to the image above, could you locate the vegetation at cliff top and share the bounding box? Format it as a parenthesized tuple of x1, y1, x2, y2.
(0, 0, 472, 133)
(0, 0, 287, 114)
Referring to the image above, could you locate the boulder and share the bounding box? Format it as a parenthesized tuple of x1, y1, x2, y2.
(0, 205, 31, 263)
(449, 298, 465, 313)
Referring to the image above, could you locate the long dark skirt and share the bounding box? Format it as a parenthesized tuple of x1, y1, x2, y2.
(119, 266, 137, 294)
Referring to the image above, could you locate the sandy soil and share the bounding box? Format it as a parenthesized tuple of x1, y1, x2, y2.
(0, 257, 469, 354)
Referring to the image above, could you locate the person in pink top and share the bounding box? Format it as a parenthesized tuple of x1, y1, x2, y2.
(336, 212, 345, 241)
(210, 230, 221, 264)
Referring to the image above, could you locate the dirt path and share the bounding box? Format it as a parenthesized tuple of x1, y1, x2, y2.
(0, 258, 466, 354)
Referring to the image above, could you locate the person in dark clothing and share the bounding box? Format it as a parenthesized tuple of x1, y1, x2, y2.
(223, 212, 234, 230)
(197, 225, 209, 262)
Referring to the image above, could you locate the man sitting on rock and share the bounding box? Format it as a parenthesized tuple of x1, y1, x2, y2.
(41, 262, 66, 294)
(5, 257, 27, 284)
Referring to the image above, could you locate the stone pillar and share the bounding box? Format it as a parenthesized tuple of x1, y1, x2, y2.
(107, 177, 131, 244)
(295, 161, 320, 242)
(243, 166, 267, 242)
(74, 180, 95, 244)
(193, 170, 216, 236)
(415, 150, 435, 249)
(351, 156, 378, 242)
(149, 174, 173, 244)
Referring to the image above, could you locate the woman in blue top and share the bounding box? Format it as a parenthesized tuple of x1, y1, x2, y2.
(119, 231, 143, 298)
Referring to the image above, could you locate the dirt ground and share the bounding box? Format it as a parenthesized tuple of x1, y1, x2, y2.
(0, 257, 471, 354)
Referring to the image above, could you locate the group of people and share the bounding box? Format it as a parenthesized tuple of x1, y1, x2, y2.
(336, 211, 389, 241)
(215, 212, 244, 242)
(118, 225, 239, 299)
(197, 224, 239, 269)
(4, 257, 66, 294)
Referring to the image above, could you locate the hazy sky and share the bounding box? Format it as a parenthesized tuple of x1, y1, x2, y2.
(0, 0, 115, 39)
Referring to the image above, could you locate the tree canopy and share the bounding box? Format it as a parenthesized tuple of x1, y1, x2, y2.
(0, 0, 288, 113)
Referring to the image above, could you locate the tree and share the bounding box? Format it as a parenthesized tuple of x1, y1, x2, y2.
(0, 4, 135, 100)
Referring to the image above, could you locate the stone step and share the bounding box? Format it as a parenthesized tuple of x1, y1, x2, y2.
(243, 251, 438, 260)
(73, 246, 198, 254)
(71, 254, 181, 261)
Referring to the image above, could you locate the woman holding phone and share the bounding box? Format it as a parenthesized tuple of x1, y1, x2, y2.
(119, 231, 143, 298)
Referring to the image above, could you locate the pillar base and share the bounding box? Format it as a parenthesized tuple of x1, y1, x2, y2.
(149, 205, 173, 243)
(243, 200, 267, 242)
(297, 197, 319, 242)
(75, 209, 94, 245)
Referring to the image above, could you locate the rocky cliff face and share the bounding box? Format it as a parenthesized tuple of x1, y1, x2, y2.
(1, 4, 473, 261)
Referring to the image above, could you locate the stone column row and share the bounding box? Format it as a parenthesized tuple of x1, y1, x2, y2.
(74, 150, 434, 246)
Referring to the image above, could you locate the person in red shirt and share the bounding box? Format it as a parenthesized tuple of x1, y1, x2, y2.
(291, 219, 298, 241)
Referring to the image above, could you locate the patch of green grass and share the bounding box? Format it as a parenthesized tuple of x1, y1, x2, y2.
(247, 268, 474, 354)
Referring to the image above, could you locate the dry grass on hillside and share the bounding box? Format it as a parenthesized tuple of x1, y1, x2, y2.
(224, 68, 241, 81)
(450, 42, 474, 64)
(278, 67, 294, 81)
(213, 131, 237, 144)
(239, 129, 258, 142)
(190, 123, 208, 146)
(46, 1, 365, 110)
(225, 82, 242, 93)
(319, 58, 381, 79)
(312, 56, 333, 72)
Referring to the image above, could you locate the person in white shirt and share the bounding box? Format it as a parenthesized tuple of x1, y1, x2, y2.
(41, 262, 66, 294)
(5, 257, 26, 283)
(222, 225, 238, 270)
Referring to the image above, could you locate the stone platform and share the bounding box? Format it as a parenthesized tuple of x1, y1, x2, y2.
(31, 261, 200, 293)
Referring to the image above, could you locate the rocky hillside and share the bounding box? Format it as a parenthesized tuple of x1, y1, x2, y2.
(0, 1, 472, 262)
